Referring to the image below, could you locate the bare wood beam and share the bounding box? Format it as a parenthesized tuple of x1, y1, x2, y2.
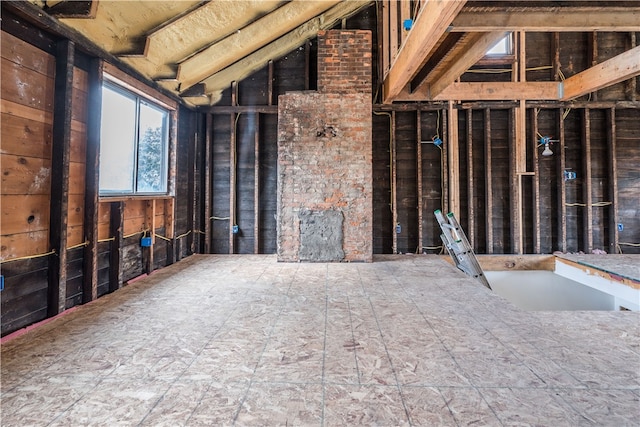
(45, 1, 98, 19)
(582, 109, 593, 254)
(108, 202, 124, 292)
(557, 109, 567, 253)
(383, 0, 466, 103)
(561, 45, 640, 100)
(83, 58, 102, 303)
(230, 113, 237, 254)
(397, 82, 560, 101)
(416, 110, 423, 253)
(254, 113, 260, 254)
(204, 114, 212, 254)
(606, 108, 619, 253)
(426, 31, 507, 98)
(451, 8, 640, 32)
(48, 39, 74, 315)
(530, 108, 541, 254)
(391, 111, 398, 254)
(447, 102, 460, 218)
(145, 200, 156, 274)
(466, 109, 475, 250)
(484, 108, 493, 254)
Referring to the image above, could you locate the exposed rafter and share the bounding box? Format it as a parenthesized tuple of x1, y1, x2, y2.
(382, 0, 467, 104)
(181, 0, 371, 106)
(417, 31, 507, 99)
(452, 7, 640, 32)
(44, 0, 99, 19)
(176, 0, 341, 91)
(561, 44, 640, 101)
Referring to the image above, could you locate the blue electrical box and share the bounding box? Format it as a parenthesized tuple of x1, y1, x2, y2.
(395, 223, 402, 234)
(141, 236, 152, 247)
(232, 225, 239, 234)
(0, 275, 4, 291)
(403, 19, 413, 31)
(432, 137, 443, 147)
(618, 223, 624, 232)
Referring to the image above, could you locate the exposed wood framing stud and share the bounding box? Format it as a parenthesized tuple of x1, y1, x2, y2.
(466, 109, 475, 249)
(441, 108, 449, 215)
(606, 108, 619, 253)
(304, 40, 311, 91)
(230, 112, 237, 254)
(558, 109, 567, 252)
(145, 200, 156, 273)
(416, 110, 423, 253)
(484, 108, 493, 254)
(381, 1, 390, 76)
(510, 107, 521, 254)
(553, 32, 561, 82)
(447, 102, 460, 218)
(83, 58, 102, 303)
(391, 111, 398, 254)
(582, 108, 593, 253)
(204, 114, 212, 253)
(588, 32, 599, 102)
(165, 198, 175, 264)
(531, 109, 541, 254)
(267, 60, 274, 106)
(627, 33, 637, 101)
(190, 130, 199, 253)
(48, 39, 74, 316)
(109, 202, 124, 292)
(254, 113, 260, 254)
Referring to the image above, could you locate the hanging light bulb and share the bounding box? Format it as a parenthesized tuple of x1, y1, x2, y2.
(542, 142, 553, 156)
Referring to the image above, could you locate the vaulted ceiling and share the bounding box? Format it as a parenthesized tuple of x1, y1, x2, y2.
(28, 0, 372, 106)
(24, 1, 640, 107)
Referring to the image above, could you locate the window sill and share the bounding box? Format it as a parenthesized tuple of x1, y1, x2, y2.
(99, 194, 173, 203)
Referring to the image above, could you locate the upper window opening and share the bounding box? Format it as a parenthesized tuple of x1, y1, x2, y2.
(486, 34, 512, 56)
(99, 82, 169, 196)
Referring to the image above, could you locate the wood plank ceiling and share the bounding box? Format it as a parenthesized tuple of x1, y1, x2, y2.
(27, 0, 640, 107)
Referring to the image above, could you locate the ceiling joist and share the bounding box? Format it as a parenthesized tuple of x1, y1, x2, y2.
(561, 44, 640, 101)
(452, 7, 640, 32)
(396, 82, 560, 102)
(382, 0, 467, 103)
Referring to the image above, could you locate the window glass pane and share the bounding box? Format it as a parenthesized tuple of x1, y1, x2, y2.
(486, 35, 511, 55)
(136, 102, 168, 193)
(99, 86, 136, 193)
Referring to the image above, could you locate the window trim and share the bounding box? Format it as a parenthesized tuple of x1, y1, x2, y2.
(99, 80, 171, 197)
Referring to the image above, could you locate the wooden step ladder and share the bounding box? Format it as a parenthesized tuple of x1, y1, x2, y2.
(434, 210, 492, 290)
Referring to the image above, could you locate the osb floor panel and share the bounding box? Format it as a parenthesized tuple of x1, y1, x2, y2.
(556, 254, 640, 283)
(2, 254, 639, 426)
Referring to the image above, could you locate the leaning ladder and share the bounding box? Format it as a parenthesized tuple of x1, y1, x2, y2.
(434, 210, 492, 290)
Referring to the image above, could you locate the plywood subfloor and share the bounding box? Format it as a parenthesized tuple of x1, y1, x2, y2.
(2, 255, 639, 425)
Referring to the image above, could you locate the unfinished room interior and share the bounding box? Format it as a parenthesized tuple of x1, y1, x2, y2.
(1, 0, 639, 424)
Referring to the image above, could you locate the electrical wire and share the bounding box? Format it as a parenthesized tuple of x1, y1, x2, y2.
(0, 250, 56, 264)
(175, 230, 192, 239)
(565, 201, 612, 207)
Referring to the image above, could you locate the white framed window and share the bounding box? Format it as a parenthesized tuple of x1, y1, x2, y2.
(99, 82, 169, 195)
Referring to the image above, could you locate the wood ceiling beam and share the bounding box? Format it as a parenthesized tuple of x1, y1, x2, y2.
(561, 45, 640, 101)
(451, 8, 640, 32)
(176, 0, 341, 90)
(382, 0, 466, 103)
(395, 82, 561, 101)
(423, 31, 507, 99)
(45, 1, 99, 19)
(187, 0, 370, 106)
